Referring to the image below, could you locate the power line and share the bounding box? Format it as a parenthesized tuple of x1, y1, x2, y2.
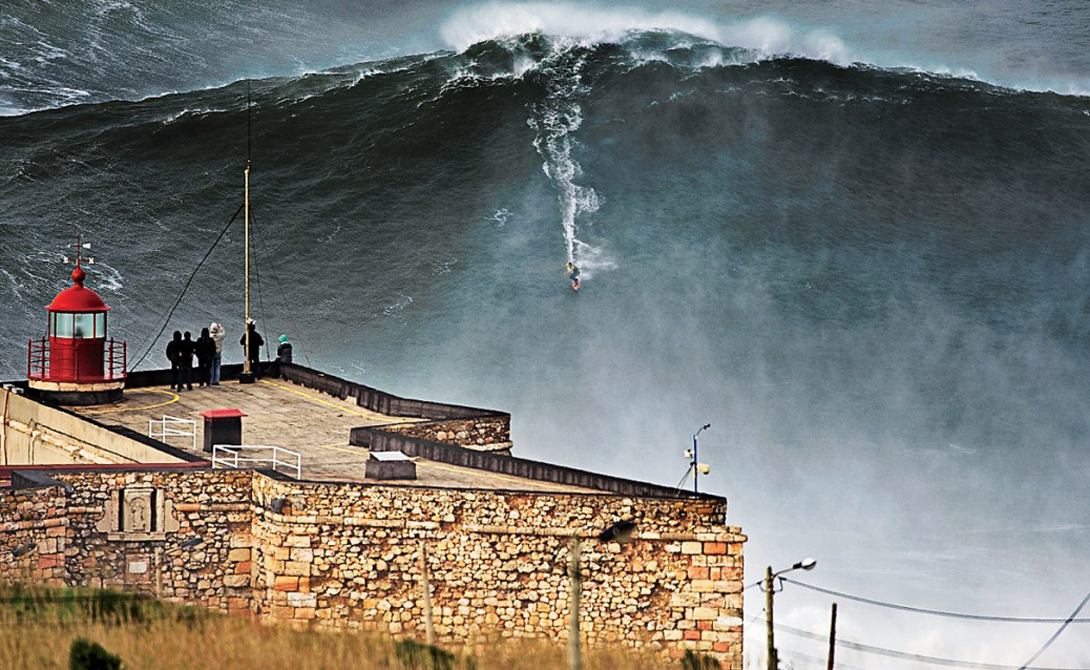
(763, 618, 1080, 670)
(782, 578, 1090, 624)
(129, 204, 243, 370)
(1017, 589, 1090, 670)
(776, 645, 872, 670)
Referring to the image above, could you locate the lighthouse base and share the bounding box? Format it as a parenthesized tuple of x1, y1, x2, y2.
(27, 379, 125, 406)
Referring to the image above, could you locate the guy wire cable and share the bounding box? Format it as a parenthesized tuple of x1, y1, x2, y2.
(249, 207, 313, 366)
(247, 213, 270, 361)
(130, 204, 244, 370)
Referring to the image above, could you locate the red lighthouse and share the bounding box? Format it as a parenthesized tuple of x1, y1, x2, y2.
(26, 240, 127, 405)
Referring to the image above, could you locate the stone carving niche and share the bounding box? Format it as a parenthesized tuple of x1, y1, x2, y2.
(96, 486, 180, 541)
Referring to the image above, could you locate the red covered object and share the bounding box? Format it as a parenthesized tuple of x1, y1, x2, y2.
(199, 409, 247, 419)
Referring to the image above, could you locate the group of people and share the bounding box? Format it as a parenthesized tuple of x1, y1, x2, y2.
(165, 320, 293, 392)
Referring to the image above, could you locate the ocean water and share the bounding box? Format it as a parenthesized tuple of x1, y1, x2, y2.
(1, 2, 1089, 667)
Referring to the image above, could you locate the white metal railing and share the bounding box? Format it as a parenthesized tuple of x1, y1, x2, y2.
(149, 415, 197, 449)
(211, 445, 302, 479)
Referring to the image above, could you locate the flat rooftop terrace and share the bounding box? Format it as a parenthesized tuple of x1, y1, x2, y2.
(74, 378, 599, 494)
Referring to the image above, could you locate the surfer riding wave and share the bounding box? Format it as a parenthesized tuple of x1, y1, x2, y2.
(565, 262, 581, 291)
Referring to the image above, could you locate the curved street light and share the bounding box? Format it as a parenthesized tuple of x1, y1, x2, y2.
(765, 558, 817, 670)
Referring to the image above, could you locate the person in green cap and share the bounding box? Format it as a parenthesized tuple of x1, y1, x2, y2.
(276, 334, 293, 366)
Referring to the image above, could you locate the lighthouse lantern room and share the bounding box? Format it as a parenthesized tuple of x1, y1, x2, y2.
(26, 238, 127, 405)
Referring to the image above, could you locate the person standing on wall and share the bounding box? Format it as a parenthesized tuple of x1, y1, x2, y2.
(195, 327, 216, 387)
(165, 331, 183, 391)
(209, 322, 225, 385)
(240, 319, 264, 378)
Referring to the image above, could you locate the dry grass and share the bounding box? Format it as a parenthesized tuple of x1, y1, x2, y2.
(0, 585, 678, 670)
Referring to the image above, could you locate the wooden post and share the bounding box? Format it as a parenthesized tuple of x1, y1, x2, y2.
(155, 547, 163, 599)
(827, 602, 837, 670)
(766, 566, 776, 670)
(568, 536, 582, 670)
(420, 543, 435, 645)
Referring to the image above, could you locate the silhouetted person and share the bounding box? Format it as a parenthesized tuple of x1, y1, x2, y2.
(179, 331, 196, 391)
(165, 331, 183, 391)
(195, 327, 216, 387)
(240, 320, 264, 377)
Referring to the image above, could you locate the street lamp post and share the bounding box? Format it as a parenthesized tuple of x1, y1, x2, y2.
(765, 558, 817, 670)
(692, 423, 711, 494)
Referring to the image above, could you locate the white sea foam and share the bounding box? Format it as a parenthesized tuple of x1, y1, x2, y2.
(442, 4, 853, 66)
(441, 3, 720, 52)
(525, 41, 614, 277)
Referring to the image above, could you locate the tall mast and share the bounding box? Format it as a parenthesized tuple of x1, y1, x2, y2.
(243, 159, 251, 377)
(240, 81, 255, 384)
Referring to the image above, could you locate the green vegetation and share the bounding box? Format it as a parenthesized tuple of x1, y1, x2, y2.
(69, 639, 122, 670)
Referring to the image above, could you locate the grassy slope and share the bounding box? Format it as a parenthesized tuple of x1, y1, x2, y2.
(0, 585, 676, 669)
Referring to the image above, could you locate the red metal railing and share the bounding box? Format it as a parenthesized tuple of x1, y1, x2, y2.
(27, 338, 47, 380)
(26, 338, 127, 382)
(107, 339, 127, 381)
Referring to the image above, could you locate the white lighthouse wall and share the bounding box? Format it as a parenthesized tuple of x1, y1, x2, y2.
(0, 389, 189, 466)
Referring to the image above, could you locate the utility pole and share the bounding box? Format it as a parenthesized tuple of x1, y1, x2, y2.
(568, 536, 582, 670)
(764, 559, 817, 670)
(827, 602, 837, 670)
(420, 543, 435, 645)
(766, 566, 776, 670)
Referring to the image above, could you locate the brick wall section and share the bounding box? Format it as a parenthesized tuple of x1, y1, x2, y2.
(52, 470, 253, 615)
(381, 416, 512, 454)
(0, 483, 67, 586)
(251, 474, 745, 667)
(1, 469, 745, 668)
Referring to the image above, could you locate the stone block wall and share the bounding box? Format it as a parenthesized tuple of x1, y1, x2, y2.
(251, 474, 745, 667)
(1, 468, 745, 668)
(44, 469, 252, 615)
(0, 482, 67, 586)
(381, 416, 512, 454)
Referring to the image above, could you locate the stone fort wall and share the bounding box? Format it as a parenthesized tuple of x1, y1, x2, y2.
(0, 469, 745, 668)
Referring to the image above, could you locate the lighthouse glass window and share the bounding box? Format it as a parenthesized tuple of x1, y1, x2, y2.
(73, 314, 94, 338)
(95, 313, 105, 338)
(53, 313, 73, 338)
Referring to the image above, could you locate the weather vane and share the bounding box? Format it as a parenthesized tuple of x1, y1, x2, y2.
(64, 233, 94, 268)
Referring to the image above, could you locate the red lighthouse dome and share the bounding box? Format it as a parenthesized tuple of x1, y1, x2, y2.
(46, 266, 109, 312)
(27, 246, 127, 405)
